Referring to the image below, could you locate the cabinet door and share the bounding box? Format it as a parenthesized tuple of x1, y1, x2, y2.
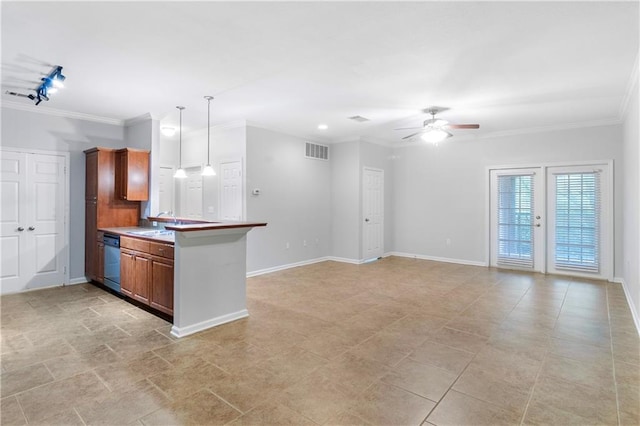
(96, 241, 104, 284)
(120, 249, 135, 297)
(115, 149, 149, 201)
(150, 258, 174, 316)
(133, 254, 150, 304)
(85, 151, 98, 200)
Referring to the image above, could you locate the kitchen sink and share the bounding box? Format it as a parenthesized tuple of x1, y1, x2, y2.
(127, 229, 175, 237)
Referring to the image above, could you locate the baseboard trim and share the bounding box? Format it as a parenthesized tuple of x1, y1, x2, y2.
(613, 277, 640, 336)
(68, 277, 89, 285)
(387, 251, 488, 267)
(247, 257, 331, 277)
(170, 309, 249, 338)
(325, 256, 364, 265)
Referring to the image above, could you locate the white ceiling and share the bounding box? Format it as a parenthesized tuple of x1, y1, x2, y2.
(2, 1, 638, 144)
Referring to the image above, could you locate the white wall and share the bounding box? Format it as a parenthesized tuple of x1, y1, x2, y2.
(392, 125, 625, 270)
(0, 107, 126, 281)
(245, 126, 331, 273)
(330, 141, 360, 260)
(622, 74, 639, 325)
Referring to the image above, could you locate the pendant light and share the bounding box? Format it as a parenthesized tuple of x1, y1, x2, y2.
(201, 96, 216, 176)
(173, 106, 187, 179)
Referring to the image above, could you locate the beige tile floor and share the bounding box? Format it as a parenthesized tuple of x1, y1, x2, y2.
(1, 257, 639, 425)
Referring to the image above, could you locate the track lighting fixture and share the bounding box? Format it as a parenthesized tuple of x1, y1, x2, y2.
(4, 65, 66, 106)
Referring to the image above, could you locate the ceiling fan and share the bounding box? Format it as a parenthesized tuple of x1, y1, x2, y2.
(395, 107, 479, 143)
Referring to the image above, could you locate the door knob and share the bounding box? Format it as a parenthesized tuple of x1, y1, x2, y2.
(535, 223, 541, 227)
(365, 218, 370, 222)
(17, 227, 24, 231)
(28, 226, 35, 231)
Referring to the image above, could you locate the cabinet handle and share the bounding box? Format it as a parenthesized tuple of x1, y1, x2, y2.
(17, 227, 24, 232)
(158, 248, 164, 252)
(28, 226, 35, 231)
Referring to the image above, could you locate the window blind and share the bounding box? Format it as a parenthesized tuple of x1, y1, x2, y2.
(554, 172, 600, 273)
(497, 174, 534, 268)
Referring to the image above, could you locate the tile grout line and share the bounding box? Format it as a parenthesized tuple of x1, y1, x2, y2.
(518, 278, 571, 425)
(606, 283, 623, 426)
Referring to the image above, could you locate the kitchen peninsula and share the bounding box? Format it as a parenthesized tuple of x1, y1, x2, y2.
(164, 221, 267, 337)
(100, 219, 266, 338)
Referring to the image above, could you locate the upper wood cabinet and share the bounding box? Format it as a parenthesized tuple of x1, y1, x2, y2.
(115, 148, 149, 201)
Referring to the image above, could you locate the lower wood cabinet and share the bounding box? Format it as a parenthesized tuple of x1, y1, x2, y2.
(120, 236, 174, 315)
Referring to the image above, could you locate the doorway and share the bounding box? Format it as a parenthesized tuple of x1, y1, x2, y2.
(489, 162, 612, 280)
(362, 167, 384, 260)
(1, 149, 68, 294)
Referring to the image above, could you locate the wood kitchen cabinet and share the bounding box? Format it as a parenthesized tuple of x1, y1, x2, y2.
(120, 236, 174, 316)
(115, 148, 149, 201)
(84, 148, 139, 282)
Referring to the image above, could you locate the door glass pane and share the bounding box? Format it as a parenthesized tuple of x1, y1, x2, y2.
(497, 175, 534, 268)
(554, 173, 599, 272)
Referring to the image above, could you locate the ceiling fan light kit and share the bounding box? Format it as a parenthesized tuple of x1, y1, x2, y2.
(397, 107, 479, 143)
(421, 128, 452, 144)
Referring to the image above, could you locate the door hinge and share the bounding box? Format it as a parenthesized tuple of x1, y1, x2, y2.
(64, 266, 67, 275)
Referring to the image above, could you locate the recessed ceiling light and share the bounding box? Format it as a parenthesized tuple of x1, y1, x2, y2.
(318, 124, 328, 130)
(161, 126, 176, 137)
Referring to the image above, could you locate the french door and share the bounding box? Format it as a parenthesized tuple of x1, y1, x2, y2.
(490, 163, 611, 280)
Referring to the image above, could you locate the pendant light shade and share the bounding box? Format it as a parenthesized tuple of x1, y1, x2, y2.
(201, 96, 216, 176)
(174, 106, 187, 179)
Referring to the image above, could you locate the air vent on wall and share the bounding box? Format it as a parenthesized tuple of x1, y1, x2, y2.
(305, 142, 329, 161)
(348, 115, 370, 122)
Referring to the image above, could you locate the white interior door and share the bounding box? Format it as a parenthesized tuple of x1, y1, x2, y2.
(158, 165, 174, 214)
(220, 161, 243, 221)
(490, 163, 611, 280)
(362, 167, 384, 260)
(180, 167, 203, 219)
(1, 151, 66, 294)
(1, 151, 27, 292)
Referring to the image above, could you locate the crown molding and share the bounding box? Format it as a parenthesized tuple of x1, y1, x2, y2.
(124, 112, 161, 127)
(477, 117, 623, 141)
(619, 50, 639, 119)
(1, 100, 124, 126)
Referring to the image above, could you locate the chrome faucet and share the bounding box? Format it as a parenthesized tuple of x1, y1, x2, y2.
(157, 211, 177, 224)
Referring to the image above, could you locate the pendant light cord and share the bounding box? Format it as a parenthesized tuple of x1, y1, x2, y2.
(204, 96, 214, 165)
(177, 106, 185, 169)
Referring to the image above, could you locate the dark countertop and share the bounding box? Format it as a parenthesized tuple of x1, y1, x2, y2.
(164, 221, 267, 233)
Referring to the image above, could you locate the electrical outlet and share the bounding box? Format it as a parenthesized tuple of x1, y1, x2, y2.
(303, 240, 307, 247)
(446, 238, 451, 246)
(285, 242, 290, 249)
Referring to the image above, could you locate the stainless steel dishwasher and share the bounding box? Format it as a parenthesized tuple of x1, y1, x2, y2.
(103, 233, 121, 292)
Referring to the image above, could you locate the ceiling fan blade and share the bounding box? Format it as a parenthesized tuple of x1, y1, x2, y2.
(401, 131, 423, 140)
(394, 126, 423, 131)
(447, 124, 480, 129)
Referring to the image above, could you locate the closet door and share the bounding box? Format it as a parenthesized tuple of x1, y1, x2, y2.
(0, 151, 66, 294)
